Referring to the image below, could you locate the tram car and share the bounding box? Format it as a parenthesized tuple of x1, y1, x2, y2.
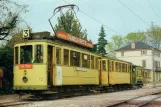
(13, 30, 148, 94)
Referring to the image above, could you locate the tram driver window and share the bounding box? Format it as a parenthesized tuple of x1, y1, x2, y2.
(34, 45, 43, 63)
(70, 51, 80, 66)
(20, 45, 32, 64)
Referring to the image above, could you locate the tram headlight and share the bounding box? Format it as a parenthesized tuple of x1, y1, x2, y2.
(22, 76, 28, 83)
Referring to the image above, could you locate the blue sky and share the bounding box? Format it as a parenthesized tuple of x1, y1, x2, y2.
(17, 0, 161, 43)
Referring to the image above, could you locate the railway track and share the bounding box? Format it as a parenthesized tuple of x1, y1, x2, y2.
(107, 91, 161, 107)
(0, 91, 99, 107)
(0, 101, 29, 107)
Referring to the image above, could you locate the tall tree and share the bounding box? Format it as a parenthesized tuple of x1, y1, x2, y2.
(97, 25, 107, 56)
(54, 11, 88, 40)
(147, 24, 161, 49)
(0, 0, 28, 41)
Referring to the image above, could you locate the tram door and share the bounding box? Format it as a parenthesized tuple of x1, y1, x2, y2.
(48, 45, 54, 86)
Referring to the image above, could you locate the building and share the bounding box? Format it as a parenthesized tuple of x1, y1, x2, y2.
(115, 41, 161, 82)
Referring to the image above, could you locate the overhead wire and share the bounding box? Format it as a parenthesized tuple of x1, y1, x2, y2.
(61, 0, 122, 35)
(117, 0, 149, 26)
(147, 0, 161, 20)
(131, 0, 153, 21)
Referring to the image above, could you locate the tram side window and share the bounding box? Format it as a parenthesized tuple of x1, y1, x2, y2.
(122, 64, 125, 72)
(20, 45, 32, 64)
(95, 57, 98, 69)
(15, 47, 19, 64)
(64, 49, 69, 66)
(91, 56, 94, 69)
(116, 62, 119, 72)
(111, 61, 114, 71)
(34, 45, 43, 63)
(82, 54, 90, 68)
(102, 60, 106, 71)
(125, 64, 127, 72)
(119, 63, 122, 72)
(108, 60, 111, 72)
(70, 51, 80, 66)
(56, 48, 61, 65)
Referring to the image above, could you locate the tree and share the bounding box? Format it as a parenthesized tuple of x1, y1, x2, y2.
(97, 25, 108, 56)
(0, 0, 28, 41)
(124, 31, 146, 44)
(6, 29, 24, 48)
(54, 11, 88, 40)
(0, 45, 13, 93)
(147, 24, 161, 49)
(107, 35, 124, 56)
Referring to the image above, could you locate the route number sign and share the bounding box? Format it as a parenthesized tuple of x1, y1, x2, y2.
(23, 29, 30, 38)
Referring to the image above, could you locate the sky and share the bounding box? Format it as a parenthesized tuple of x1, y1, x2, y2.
(16, 0, 161, 43)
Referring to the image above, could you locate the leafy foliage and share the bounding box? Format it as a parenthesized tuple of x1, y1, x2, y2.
(97, 25, 108, 56)
(6, 29, 23, 48)
(124, 31, 146, 44)
(0, 0, 28, 40)
(107, 35, 124, 56)
(0, 45, 13, 93)
(147, 25, 161, 49)
(54, 11, 88, 40)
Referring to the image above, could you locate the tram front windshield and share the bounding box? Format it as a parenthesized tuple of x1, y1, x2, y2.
(20, 45, 33, 64)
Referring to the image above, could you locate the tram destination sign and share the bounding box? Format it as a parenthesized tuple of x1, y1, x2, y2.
(56, 31, 94, 48)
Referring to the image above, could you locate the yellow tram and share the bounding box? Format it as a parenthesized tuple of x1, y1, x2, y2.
(13, 30, 100, 93)
(13, 29, 148, 94)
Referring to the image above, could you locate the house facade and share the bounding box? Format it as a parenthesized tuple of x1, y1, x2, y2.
(115, 42, 161, 82)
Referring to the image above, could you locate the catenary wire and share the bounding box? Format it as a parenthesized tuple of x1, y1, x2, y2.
(147, 0, 161, 20)
(61, 0, 122, 35)
(118, 0, 149, 26)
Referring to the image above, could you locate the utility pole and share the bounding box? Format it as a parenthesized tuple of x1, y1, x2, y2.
(151, 22, 155, 88)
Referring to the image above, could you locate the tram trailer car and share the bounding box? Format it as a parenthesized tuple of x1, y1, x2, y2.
(99, 57, 132, 90)
(131, 65, 144, 88)
(13, 30, 147, 94)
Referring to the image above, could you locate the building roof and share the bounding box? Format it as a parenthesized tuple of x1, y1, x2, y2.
(115, 42, 152, 51)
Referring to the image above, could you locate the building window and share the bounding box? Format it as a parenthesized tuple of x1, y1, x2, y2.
(154, 61, 160, 68)
(141, 50, 147, 55)
(121, 52, 124, 56)
(154, 52, 160, 57)
(142, 60, 146, 67)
